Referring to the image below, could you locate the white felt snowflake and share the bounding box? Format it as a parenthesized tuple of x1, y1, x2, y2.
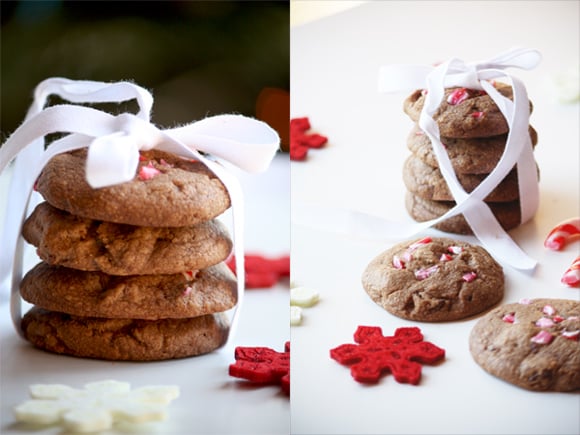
(14, 380, 179, 433)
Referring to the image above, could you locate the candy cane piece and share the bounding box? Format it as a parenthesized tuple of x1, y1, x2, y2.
(561, 256, 580, 287)
(544, 217, 580, 251)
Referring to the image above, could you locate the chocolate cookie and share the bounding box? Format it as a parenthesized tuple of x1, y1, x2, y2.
(469, 298, 580, 392)
(403, 155, 522, 202)
(362, 237, 504, 322)
(405, 192, 521, 235)
(21, 307, 230, 361)
(407, 124, 538, 174)
(20, 262, 237, 320)
(35, 149, 231, 227)
(403, 83, 533, 138)
(23, 202, 232, 275)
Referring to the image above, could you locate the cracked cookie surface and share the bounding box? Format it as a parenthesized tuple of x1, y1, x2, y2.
(469, 298, 580, 391)
(362, 237, 504, 321)
(23, 202, 232, 275)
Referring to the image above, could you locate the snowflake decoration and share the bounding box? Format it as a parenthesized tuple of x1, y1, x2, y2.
(13, 380, 179, 433)
(229, 342, 290, 395)
(290, 117, 328, 161)
(330, 326, 445, 385)
(226, 254, 290, 288)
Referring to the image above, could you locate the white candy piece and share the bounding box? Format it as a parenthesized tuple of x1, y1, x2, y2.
(290, 306, 303, 326)
(290, 286, 320, 308)
(14, 380, 179, 432)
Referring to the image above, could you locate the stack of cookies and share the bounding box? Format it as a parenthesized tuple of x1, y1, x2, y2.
(19, 148, 238, 361)
(401, 83, 538, 234)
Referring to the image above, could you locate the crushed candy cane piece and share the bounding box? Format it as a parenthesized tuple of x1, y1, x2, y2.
(229, 342, 290, 395)
(542, 305, 556, 316)
(290, 117, 328, 161)
(290, 286, 320, 308)
(502, 312, 516, 323)
(415, 265, 439, 281)
(138, 162, 161, 181)
(290, 306, 303, 326)
(544, 217, 580, 251)
(14, 380, 179, 433)
(447, 88, 469, 105)
(562, 330, 580, 340)
(330, 326, 445, 385)
(462, 271, 477, 282)
(535, 317, 554, 328)
(519, 298, 532, 305)
(470, 111, 485, 118)
(447, 246, 463, 255)
(226, 254, 290, 289)
(409, 236, 432, 250)
(393, 255, 405, 269)
(530, 330, 554, 345)
(553, 315, 565, 323)
(440, 253, 453, 262)
(561, 256, 580, 287)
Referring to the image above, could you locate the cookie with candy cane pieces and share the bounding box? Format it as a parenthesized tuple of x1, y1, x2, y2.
(362, 237, 504, 321)
(35, 149, 231, 227)
(22, 202, 233, 275)
(469, 298, 580, 391)
(407, 123, 538, 175)
(403, 83, 534, 138)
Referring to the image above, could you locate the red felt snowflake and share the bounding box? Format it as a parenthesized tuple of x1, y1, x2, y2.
(330, 326, 445, 385)
(226, 254, 290, 288)
(229, 342, 290, 395)
(290, 117, 327, 161)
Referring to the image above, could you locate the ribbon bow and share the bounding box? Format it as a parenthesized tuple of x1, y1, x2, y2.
(377, 47, 541, 271)
(0, 78, 280, 345)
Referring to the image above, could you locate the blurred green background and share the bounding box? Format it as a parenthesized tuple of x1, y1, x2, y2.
(0, 0, 289, 146)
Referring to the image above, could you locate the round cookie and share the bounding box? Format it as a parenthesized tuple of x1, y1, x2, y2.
(22, 202, 233, 275)
(20, 262, 237, 320)
(405, 192, 521, 235)
(403, 155, 521, 202)
(35, 149, 231, 227)
(407, 123, 538, 174)
(21, 307, 230, 361)
(362, 236, 504, 322)
(469, 298, 580, 392)
(403, 83, 534, 138)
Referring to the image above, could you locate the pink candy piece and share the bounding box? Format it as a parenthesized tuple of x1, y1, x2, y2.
(502, 312, 516, 323)
(530, 330, 554, 345)
(519, 298, 532, 305)
(544, 217, 580, 251)
(447, 88, 469, 105)
(553, 315, 565, 323)
(543, 305, 556, 316)
(392, 255, 405, 270)
(562, 330, 580, 341)
(138, 162, 161, 180)
(440, 253, 453, 262)
(415, 265, 439, 281)
(561, 256, 580, 287)
(447, 246, 463, 255)
(535, 317, 554, 328)
(462, 271, 477, 283)
(182, 286, 193, 297)
(470, 111, 485, 119)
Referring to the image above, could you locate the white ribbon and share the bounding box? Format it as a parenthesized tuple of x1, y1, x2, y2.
(294, 48, 540, 272)
(381, 47, 541, 270)
(0, 78, 280, 348)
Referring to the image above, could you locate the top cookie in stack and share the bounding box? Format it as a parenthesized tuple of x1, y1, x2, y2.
(401, 83, 539, 234)
(19, 148, 238, 361)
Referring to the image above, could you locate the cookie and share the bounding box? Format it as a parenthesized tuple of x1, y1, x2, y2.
(22, 202, 233, 275)
(407, 124, 538, 174)
(403, 83, 533, 138)
(20, 262, 237, 320)
(35, 149, 231, 227)
(405, 192, 521, 235)
(469, 298, 580, 392)
(362, 237, 504, 322)
(21, 307, 230, 361)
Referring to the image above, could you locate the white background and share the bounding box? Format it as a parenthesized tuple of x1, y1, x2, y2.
(291, 1, 579, 434)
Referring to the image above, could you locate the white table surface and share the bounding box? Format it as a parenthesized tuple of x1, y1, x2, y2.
(290, 2, 579, 434)
(0, 153, 290, 434)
